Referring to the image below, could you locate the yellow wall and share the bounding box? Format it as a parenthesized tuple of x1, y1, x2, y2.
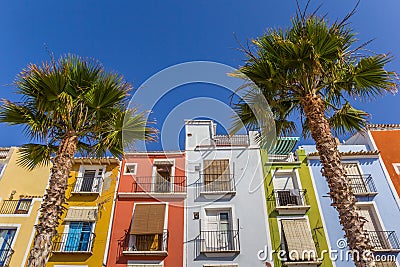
(0, 147, 51, 267)
(46, 160, 119, 267)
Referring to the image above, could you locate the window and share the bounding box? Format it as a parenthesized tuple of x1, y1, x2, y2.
(15, 199, 32, 214)
(125, 163, 137, 175)
(74, 167, 104, 193)
(0, 163, 6, 178)
(393, 163, 400, 175)
(126, 204, 167, 252)
(280, 218, 317, 262)
(356, 205, 392, 250)
(0, 199, 32, 215)
(273, 171, 305, 207)
(64, 222, 93, 252)
(0, 228, 16, 266)
(343, 163, 368, 193)
(53, 207, 96, 253)
(203, 159, 232, 191)
(153, 161, 173, 193)
(201, 209, 240, 253)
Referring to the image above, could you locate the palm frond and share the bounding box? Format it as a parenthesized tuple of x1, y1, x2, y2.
(17, 144, 56, 170)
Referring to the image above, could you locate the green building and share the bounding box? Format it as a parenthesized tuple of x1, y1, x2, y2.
(261, 138, 333, 267)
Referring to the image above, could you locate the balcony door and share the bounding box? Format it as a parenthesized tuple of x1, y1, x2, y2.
(273, 171, 301, 206)
(0, 229, 16, 265)
(343, 163, 368, 194)
(64, 222, 93, 252)
(153, 161, 173, 193)
(357, 205, 390, 250)
(205, 209, 233, 251)
(78, 167, 104, 193)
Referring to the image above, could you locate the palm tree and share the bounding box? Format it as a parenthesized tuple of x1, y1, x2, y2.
(231, 9, 397, 267)
(0, 55, 156, 267)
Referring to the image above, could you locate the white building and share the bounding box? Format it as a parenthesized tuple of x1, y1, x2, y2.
(184, 120, 272, 267)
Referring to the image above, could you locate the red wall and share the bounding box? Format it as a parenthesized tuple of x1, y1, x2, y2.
(106, 153, 185, 267)
(371, 130, 400, 197)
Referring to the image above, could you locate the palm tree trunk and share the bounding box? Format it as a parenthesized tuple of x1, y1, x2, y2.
(27, 133, 78, 267)
(301, 94, 374, 267)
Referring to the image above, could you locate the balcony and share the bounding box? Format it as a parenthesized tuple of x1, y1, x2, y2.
(366, 231, 400, 252)
(72, 176, 102, 195)
(123, 230, 168, 256)
(119, 176, 186, 199)
(347, 174, 378, 197)
(0, 244, 13, 267)
(197, 174, 236, 198)
(268, 153, 297, 163)
(0, 199, 31, 215)
(213, 135, 249, 147)
(200, 229, 240, 255)
(274, 190, 310, 215)
(52, 232, 95, 253)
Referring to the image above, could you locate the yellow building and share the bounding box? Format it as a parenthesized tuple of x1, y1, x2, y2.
(0, 147, 50, 267)
(47, 157, 120, 267)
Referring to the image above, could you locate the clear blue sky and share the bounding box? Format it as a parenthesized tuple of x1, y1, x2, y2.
(1, 0, 399, 151)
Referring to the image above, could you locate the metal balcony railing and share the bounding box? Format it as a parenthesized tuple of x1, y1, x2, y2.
(366, 231, 400, 251)
(132, 176, 186, 193)
(73, 176, 102, 193)
(268, 153, 297, 163)
(123, 230, 168, 252)
(0, 200, 31, 214)
(274, 189, 308, 207)
(213, 135, 249, 146)
(200, 228, 240, 253)
(52, 232, 95, 253)
(0, 243, 13, 267)
(347, 174, 377, 195)
(197, 174, 236, 193)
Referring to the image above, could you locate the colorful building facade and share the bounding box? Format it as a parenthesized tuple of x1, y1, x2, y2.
(261, 138, 333, 267)
(302, 143, 400, 267)
(184, 120, 272, 266)
(0, 147, 50, 267)
(106, 151, 185, 267)
(347, 124, 400, 199)
(47, 157, 120, 267)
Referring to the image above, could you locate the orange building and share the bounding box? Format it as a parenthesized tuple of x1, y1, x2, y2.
(106, 151, 186, 267)
(347, 124, 400, 197)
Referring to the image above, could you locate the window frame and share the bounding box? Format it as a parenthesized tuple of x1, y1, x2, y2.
(124, 163, 138, 175)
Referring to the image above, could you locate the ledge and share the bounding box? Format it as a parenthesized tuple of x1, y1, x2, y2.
(199, 191, 236, 199)
(201, 250, 240, 258)
(118, 192, 187, 199)
(275, 205, 311, 215)
(122, 250, 168, 256)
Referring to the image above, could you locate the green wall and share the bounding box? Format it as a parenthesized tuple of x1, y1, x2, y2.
(261, 149, 333, 267)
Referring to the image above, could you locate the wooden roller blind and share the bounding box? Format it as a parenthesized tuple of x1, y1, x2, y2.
(65, 207, 98, 222)
(343, 163, 361, 175)
(130, 204, 166, 234)
(375, 261, 397, 267)
(281, 219, 317, 261)
(203, 159, 230, 184)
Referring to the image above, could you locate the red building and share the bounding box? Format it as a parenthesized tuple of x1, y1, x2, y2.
(106, 151, 186, 267)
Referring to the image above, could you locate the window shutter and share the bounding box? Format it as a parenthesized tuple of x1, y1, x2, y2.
(65, 207, 98, 221)
(203, 159, 230, 183)
(281, 219, 317, 261)
(375, 261, 397, 267)
(130, 204, 166, 234)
